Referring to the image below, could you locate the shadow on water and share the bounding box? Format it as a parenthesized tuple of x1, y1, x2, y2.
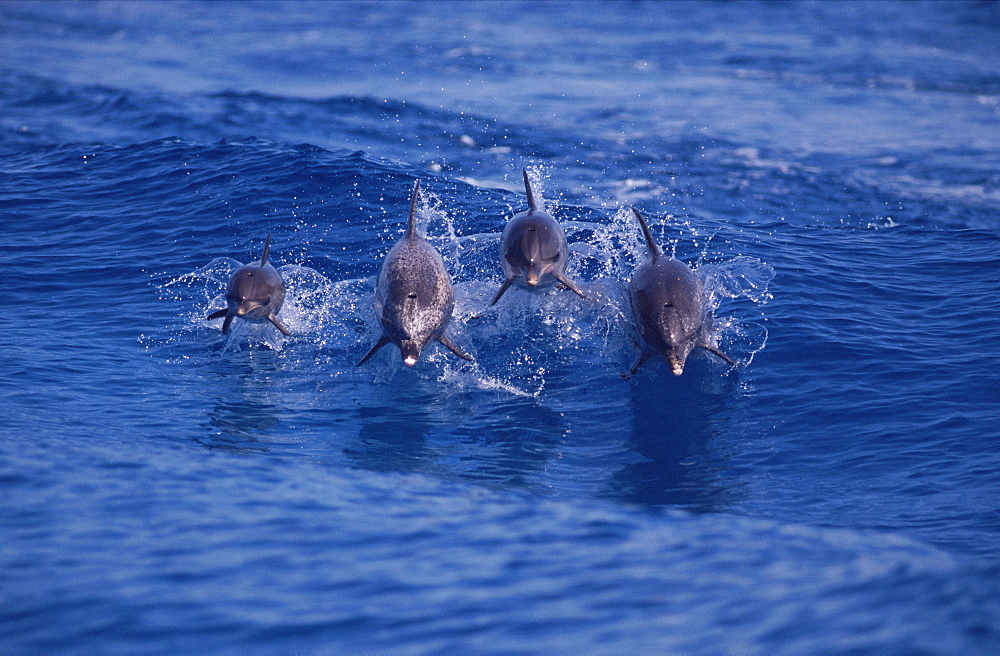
(611, 356, 736, 513)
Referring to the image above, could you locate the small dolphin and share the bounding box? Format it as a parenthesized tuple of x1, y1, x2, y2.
(625, 208, 734, 377)
(206, 233, 291, 336)
(359, 180, 473, 367)
(490, 169, 585, 305)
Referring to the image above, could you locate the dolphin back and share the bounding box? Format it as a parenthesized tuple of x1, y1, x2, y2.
(630, 257, 702, 345)
(626, 248, 734, 376)
(379, 237, 454, 333)
(359, 180, 472, 366)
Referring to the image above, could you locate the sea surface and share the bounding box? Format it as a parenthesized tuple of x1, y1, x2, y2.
(2, 1, 999, 653)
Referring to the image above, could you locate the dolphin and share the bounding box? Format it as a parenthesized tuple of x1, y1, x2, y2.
(358, 180, 473, 367)
(490, 168, 585, 305)
(206, 233, 291, 336)
(625, 208, 734, 378)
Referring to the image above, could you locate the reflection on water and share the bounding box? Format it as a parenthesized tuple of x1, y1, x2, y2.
(344, 370, 566, 490)
(346, 380, 435, 474)
(444, 394, 565, 492)
(195, 353, 283, 453)
(614, 358, 737, 513)
(187, 305, 743, 514)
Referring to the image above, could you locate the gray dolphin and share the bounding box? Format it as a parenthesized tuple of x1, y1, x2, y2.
(625, 208, 734, 377)
(207, 233, 291, 336)
(358, 180, 473, 367)
(490, 169, 585, 305)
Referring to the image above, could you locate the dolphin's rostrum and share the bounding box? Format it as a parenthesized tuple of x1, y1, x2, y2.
(359, 180, 473, 367)
(207, 233, 291, 336)
(625, 208, 734, 377)
(490, 169, 585, 305)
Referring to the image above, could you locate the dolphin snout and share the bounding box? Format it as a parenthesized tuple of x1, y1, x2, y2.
(236, 302, 264, 317)
(400, 340, 420, 367)
(525, 261, 549, 287)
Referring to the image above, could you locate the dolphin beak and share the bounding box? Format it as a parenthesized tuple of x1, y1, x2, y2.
(400, 340, 420, 367)
(669, 355, 685, 376)
(236, 302, 262, 317)
(525, 261, 545, 287)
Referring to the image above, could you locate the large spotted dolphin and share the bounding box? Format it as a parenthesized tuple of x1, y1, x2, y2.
(625, 208, 734, 377)
(207, 233, 290, 336)
(359, 180, 473, 367)
(490, 169, 585, 305)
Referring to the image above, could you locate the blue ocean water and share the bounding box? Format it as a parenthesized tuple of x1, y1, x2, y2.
(2, 1, 999, 653)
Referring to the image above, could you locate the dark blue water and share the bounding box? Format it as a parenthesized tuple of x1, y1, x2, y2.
(2, 2, 999, 653)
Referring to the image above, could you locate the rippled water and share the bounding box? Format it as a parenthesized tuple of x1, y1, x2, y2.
(2, 1, 999, 653)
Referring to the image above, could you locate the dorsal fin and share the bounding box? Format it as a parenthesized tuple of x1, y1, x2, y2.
(406, 179, 420, 238)
(522, 168, 538, 212)
(260, 232, 272, 265)
(632, 208, 662, 258)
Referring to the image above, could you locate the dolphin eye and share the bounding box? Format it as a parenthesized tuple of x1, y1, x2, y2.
(407, 293, 417, 299)
(664, 302, 674, 308)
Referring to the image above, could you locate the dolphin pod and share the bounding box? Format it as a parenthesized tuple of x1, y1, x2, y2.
(207, 171, 739, 377)
(207, 232, 291, 336)
(358, 180, 474, 367)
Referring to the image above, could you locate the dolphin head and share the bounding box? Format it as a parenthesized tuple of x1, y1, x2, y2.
(660, 279, 707, 375)
(234, 296, 271, 319)
(397, 292, 430, 366)
(399, 339, 421, 367)
(226, 263, 284, 321)
(663, 336, 697, 376)
(629, 255, 705, 377)
(643, 293, 698, 376)
(384, 284, 450, 367)
(502, 212, 567, 289)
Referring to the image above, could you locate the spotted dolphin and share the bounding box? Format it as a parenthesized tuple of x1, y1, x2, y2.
(490, 169, 585, 305)
(625, 208, 734, 377)
(207, 233, 291, 336)
(359, 180, 473, 367)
